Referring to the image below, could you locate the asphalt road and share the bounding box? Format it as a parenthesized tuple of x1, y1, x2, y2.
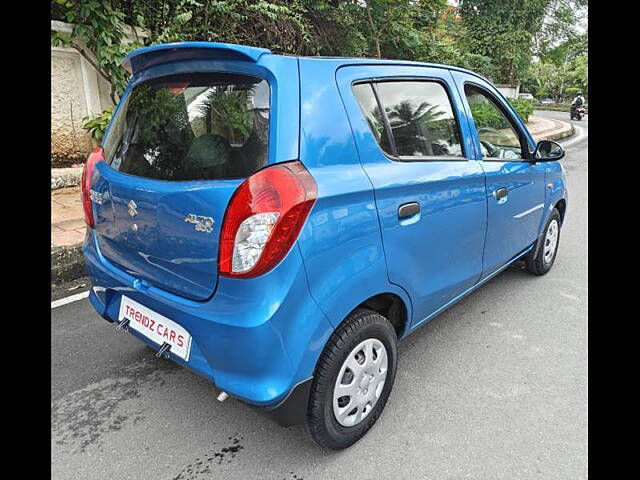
(51, 109, 587, 480)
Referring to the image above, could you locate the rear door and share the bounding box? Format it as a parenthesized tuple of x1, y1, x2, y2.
(451, 72, 546, 277)
(337, 65, 487, 326)
(91, 72, 271, 300)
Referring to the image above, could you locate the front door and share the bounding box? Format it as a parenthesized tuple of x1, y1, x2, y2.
(337, 65, 488, 326)
(451, 72, 547, 277)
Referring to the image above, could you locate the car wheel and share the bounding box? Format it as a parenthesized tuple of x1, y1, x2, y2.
(307, 308, 398, 449)
(525, 208, 561, 275)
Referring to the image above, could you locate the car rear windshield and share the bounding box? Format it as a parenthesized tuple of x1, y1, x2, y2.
(103, 73, 270, 181)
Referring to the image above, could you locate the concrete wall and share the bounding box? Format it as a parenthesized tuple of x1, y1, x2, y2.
(495, 84, 520, 99)
(51, 45, 107, 163)
(51, 20, 145, 164)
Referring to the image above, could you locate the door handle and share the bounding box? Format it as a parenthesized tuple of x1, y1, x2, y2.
(493, 187, 508, 201)
(398, 202, 420, 219)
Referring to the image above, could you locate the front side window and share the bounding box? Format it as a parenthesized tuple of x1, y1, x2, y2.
(103, 73, 270, 181)
(464, 85, 524, 160)
(352, 80, 463, 160)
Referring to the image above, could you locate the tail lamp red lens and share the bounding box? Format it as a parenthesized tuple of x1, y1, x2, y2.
(81, 147, 105, 228)
(219, 161, 318, 278)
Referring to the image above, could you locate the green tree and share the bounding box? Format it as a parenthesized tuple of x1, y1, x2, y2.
(459, 0, 549, 84)
(520, 28, 588, 102)
(52, 0, 587, 108)
(534, 0, 587, 60)
(51, 0, 142, 102)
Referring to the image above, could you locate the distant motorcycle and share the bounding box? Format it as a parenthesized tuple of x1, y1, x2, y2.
(570, 105, 586, 120)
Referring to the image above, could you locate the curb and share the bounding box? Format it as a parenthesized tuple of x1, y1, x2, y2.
(52, 167, 83, 190)
(530, 120, 575, 143)
(51, 245, 87, 285)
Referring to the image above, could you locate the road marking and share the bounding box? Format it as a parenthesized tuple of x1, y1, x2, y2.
(558, 124, 584, 148)
(51, 290, 90, 309)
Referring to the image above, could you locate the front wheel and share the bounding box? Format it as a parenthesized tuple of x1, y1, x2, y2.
(525, 208, 561, 275)
(307, 309, 398, 449)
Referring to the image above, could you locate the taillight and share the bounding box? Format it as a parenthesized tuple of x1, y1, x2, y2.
(81, 147, 104, 228)
(219, 161, 317, 278)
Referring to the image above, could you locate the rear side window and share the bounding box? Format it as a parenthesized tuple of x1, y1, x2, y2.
(352, 80, 463, 160)
(103, 73, 270, 181)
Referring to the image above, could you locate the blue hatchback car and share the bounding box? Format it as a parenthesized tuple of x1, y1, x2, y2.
(82, 42, 568, 449)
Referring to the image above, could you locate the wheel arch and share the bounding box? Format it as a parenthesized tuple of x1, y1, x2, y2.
(355, 293, 410, 339)
(555, 198, 567, 224)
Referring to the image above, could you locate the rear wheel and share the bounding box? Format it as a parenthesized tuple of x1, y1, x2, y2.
(307, 309, 398, 449)
(525, 208, 561, 275)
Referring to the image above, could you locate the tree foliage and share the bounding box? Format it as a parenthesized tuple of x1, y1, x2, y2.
(51, 0, 586, 103)
(458, 0, 550, 84)
(52, 0, 143, 103)
(520, 30, 587, 101)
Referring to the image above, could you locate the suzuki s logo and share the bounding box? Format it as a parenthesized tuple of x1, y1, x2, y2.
(184, 214, 214, 233)
(128, 200, 138, 217)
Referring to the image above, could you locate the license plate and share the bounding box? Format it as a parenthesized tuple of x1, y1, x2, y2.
(118, 296, 192, 361)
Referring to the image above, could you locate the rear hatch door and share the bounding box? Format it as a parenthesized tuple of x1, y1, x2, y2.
(92, 72, 270, 301)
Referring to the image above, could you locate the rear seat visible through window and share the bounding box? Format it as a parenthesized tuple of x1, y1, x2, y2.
(103, 73, 270, 181)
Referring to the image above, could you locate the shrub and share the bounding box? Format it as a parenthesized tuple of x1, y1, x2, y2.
(470, 97, 534, 129)
(82, 108, 113, 143)
(470, 102, 507, 129)
(508, 98, 533, 123)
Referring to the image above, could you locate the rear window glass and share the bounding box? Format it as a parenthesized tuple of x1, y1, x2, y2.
(103, 73, 270, 181)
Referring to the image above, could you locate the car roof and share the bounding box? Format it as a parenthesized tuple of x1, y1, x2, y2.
(122, 41, 491, 83)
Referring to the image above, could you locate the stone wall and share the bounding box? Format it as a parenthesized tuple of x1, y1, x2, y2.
(51, 46, 100, 164)
(51, 20, 146, 165)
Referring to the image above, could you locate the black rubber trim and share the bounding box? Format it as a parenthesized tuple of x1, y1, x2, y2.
(530, 231, 546, 260)
(252, 378, 313, 427)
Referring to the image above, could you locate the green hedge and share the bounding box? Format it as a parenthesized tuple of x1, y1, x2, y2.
(469, 98, 533, 129)
(471, 98, 533, 130)
(508, 98, 534, 123)
(470, 102, 507, 129)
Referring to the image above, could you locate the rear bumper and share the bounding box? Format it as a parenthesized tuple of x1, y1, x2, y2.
(82, 229, 332, 420)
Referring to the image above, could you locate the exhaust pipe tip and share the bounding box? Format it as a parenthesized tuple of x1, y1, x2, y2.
(217, 391, 229, 402)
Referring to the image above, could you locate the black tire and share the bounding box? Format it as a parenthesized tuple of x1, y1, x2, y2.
(525, 208, 562, 275)
(307, 308, 398, 449)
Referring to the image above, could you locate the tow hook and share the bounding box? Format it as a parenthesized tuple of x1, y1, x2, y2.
(217, 391, 229, 402)
(156, 342, 171, 358)
(117, 318, 130, 331)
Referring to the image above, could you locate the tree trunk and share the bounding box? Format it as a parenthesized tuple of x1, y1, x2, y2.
(366, 6, 381, 58)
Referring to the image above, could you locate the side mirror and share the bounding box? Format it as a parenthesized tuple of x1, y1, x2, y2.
(533, 140, 565, 162)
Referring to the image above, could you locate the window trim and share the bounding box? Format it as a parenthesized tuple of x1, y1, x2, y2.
(463, 81, 531, 162)
(370, 83, 398, 156)
(352, 77, 469, 163)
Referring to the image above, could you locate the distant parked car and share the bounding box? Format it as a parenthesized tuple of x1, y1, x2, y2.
(81, 41, 568, 450)
(518, 93, 535, 101)
(540, 98, 554, 104)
